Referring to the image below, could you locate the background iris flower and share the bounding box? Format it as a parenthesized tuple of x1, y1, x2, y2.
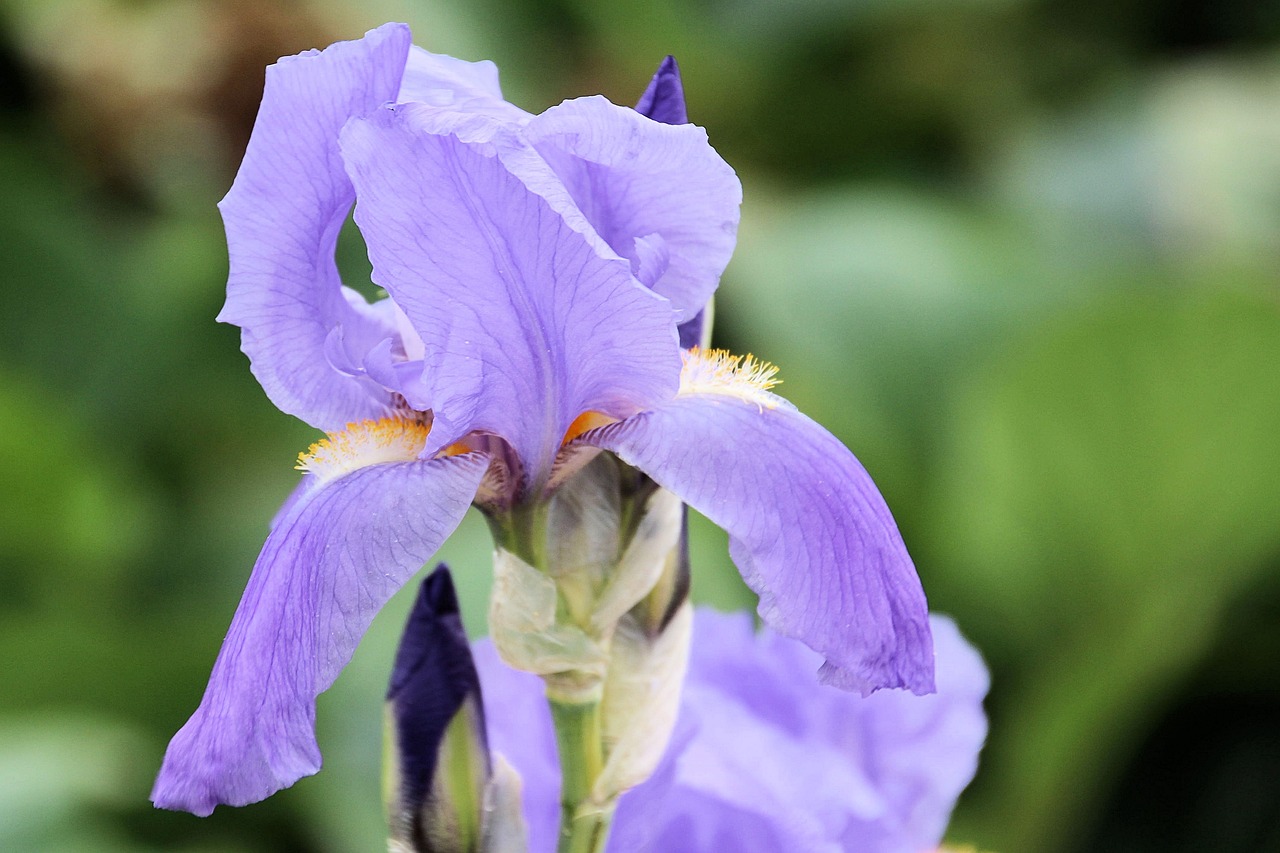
(151, 22, 932, 817)
(473, 609, 987, 853)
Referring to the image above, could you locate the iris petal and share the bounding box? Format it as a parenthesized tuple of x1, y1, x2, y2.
(340, 107, 680, 487)
(398, 46, 529, 124)
(216, 23, 413, 431)
(632, 57, 708, 348)
(585, 393, 934, 695)
(526, 97, 741, 321)
(151, 453, 488, 815)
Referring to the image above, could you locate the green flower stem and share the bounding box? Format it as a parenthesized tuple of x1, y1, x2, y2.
(550, 695, 615, 853)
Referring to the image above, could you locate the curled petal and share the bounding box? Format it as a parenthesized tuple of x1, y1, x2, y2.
(216, 23, 412, 431)
(525, 96, 741, 321)
(151, 454, 488, 815)
(340, 108, 680, 486)
(585, 394, 934, 695)
(398, 46, 529, 124)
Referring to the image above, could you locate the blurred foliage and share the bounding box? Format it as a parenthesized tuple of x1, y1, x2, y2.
(0, 0, 1277, 850)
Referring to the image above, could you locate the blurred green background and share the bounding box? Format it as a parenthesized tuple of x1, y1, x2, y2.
(2, 0, 1278, 849)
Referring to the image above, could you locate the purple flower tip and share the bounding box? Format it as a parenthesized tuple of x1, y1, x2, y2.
(387, 564, 488, 813)
(635, 55, 688, 125)
(633, 56, 705, 349)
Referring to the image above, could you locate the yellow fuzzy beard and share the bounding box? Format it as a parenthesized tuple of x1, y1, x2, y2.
(295, 417, 432, 484)
(678, 346, 782, 409)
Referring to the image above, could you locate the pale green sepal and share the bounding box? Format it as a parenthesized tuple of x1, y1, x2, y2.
(489, 547, 607, 683)
(593, 602, 692, 801)
(632, 520, 691, 637)
(590, 487, 683, 632)
(545, 453, 623, 625)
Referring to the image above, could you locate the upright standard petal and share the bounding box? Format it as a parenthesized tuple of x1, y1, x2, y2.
(216, 23, 412, 431)
(585, 391, 933, 695)
(525, 97, 741, 321)
(340, 109, 680, 487)
(152, 453, 488, 815)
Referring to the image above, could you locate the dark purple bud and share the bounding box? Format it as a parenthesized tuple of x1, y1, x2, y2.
(386, 564, 489, 851)
(635, 55, 688, 126)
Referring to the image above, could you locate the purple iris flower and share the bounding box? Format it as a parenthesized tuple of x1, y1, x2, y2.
(477, 610, 988, 853)
(151, 23, 932, 816)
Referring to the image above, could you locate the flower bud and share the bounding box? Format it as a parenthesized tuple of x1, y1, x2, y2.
(486, 452, 697, 815)
(385, 565, 526, 853)
(486, 454, 689, 701)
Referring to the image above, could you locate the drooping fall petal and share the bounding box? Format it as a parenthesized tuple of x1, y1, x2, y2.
(152, 453, 487, 815)
(586, 389, 933, 696)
